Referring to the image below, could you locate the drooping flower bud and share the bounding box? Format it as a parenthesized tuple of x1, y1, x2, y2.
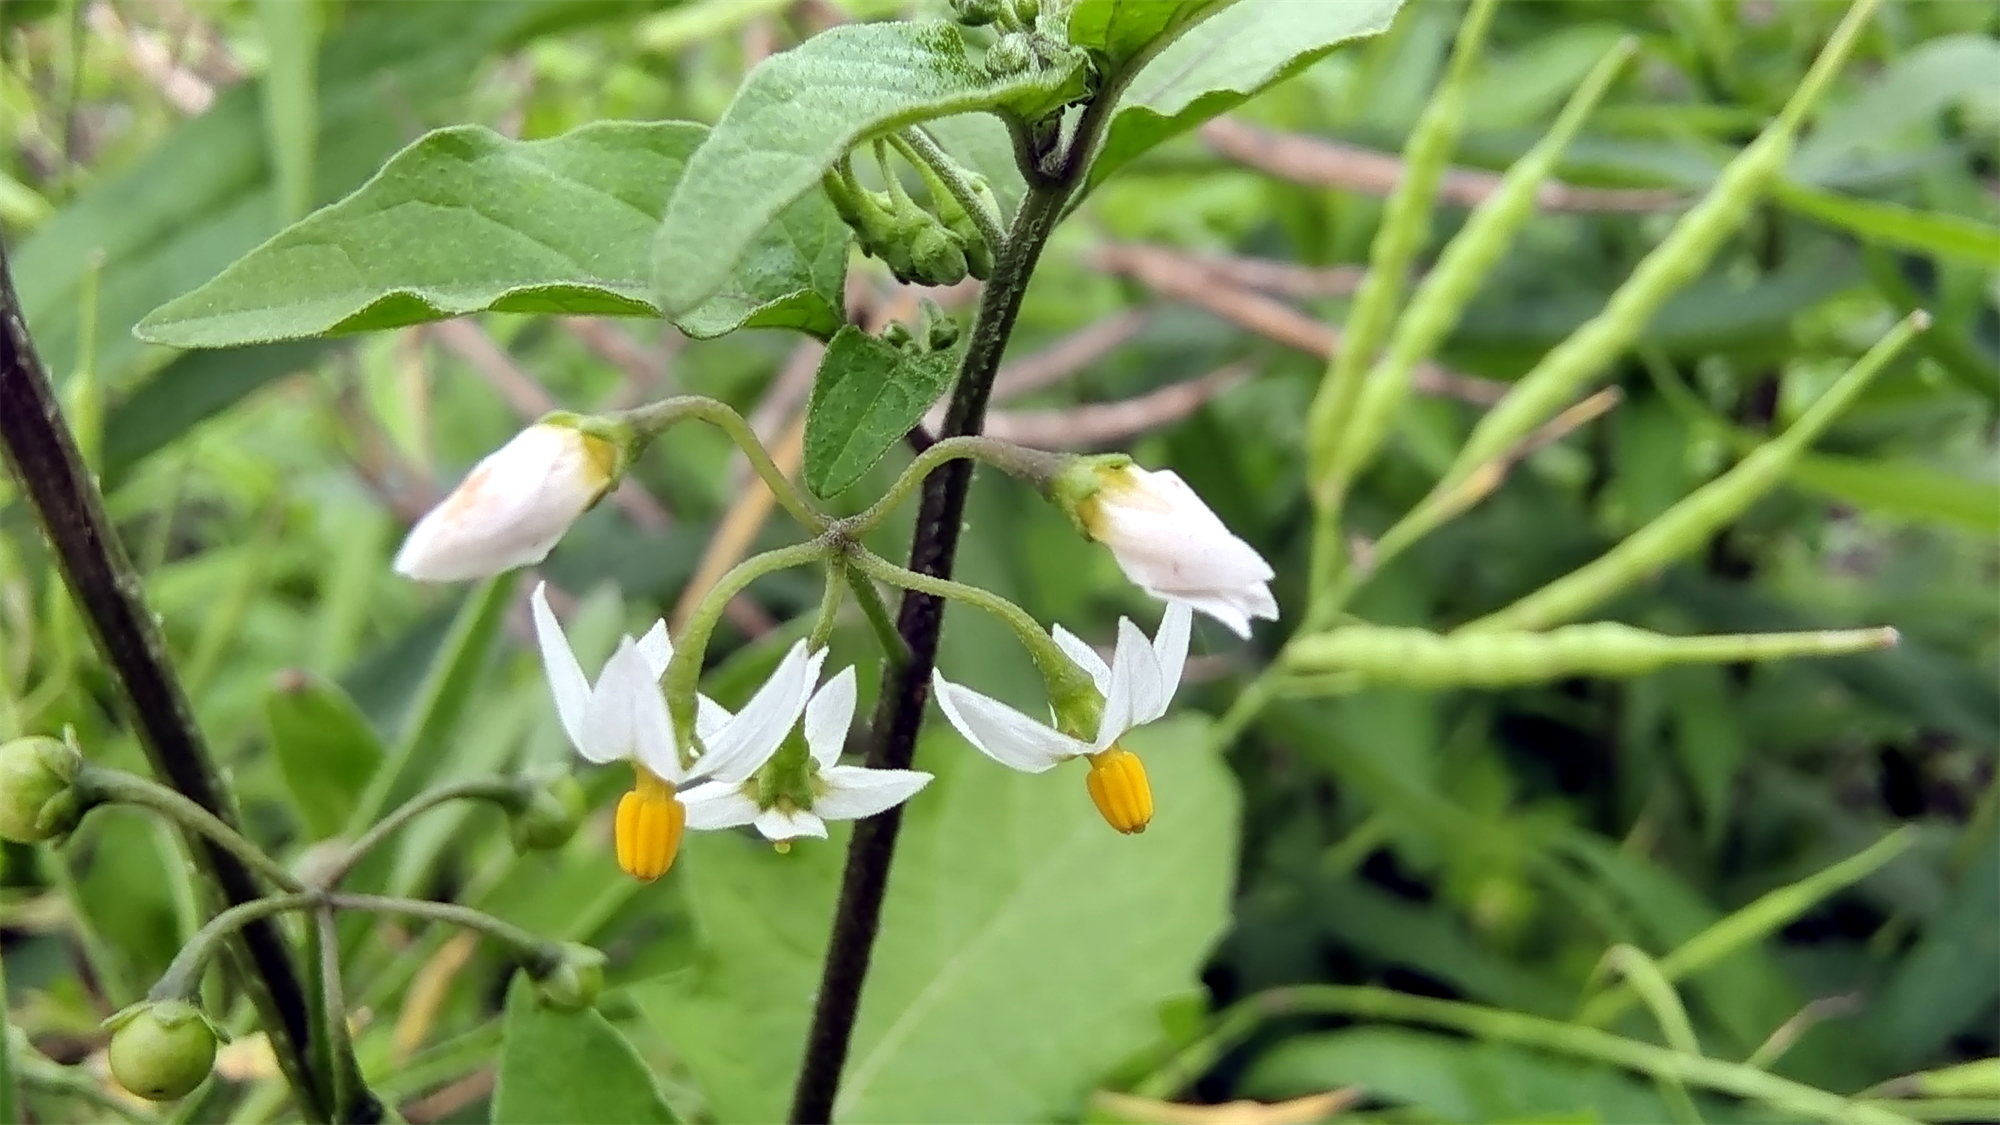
(393, 416, 624, 582)
(509, 768, 587, 852)
(105, 1000, 220, 1101)
(1051, 457, 1278, 638)
(0, 734, 84, 844)
(531, 942, 607, 1012)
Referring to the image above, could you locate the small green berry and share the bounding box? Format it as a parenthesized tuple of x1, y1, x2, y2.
(0, 735, 82, 844)
(106, 1000, 217, 1102)
(510, 769, 586, 852)
(533, 943, 606, 1012)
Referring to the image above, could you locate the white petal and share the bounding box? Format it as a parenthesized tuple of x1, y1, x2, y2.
(1151, 590, 1255, 639)
(694, 641, 810, 784)
(392, 424, 609, 581)
(930, 671, 1086, 773)
(581, 639, 671, 769)
(1151, 600, 1193, 703)
(754, 807, 828, 841)
(804, 667, 858, 767)
(1084, 466, 1278, 636)
(1050, 625, 1112, 696)
(1097, 616, 1163, 748)
(814, 766, 931, 821)
(529, 583, 591, 751)
(678, 782, 759, 830)
(696, 695, 734, 743)
(635, 620, 674, 677)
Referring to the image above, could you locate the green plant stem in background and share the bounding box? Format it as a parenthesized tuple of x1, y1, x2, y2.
(1134, 986, 1919, 1125)
(151, 894, 321, 1001)
(1578, 828, 1917, 1029)
(623, 395, 829, 532)
(321, 893, 563, 976)
(792, 116, 1095, 1121)
(843, 564, 911, 669)
(808, 564, 847, 651)
(1463, 311, 1926, 633)
(1303, 0, 1499, 622)
(79, 768, 306, 893)
(0, 949, 17, 1125)
(663, 541, 829, 747)
(317, 777, 533, 887)
(15, 1051, 159, 1124)
(314, 910, 360, 1122)
(0, 243, 364, 1124)
(844, 434, 1064, 536)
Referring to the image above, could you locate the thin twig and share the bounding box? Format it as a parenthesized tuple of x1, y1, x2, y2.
(1201, 117, 1685, 213)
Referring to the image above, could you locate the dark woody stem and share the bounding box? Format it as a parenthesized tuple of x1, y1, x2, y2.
(0, 242, 371, 1124)
(789, 97, 1112, 1122)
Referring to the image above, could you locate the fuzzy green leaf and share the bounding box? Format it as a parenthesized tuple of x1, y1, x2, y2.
(1085, 0, 1404, 190)
(653, 20, 1087, 318)
(492, 978, 677, 1125)
(803, 326, 961, 498)
(632, 717, 1239, 1123)
(135, 121, 847, 347)
(1066, 0, 1237, 71)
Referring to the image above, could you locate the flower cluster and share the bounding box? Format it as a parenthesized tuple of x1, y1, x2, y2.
(396, 417, 1276, 879)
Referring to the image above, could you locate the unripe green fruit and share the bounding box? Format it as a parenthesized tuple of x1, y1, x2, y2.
(985, 33, 1034, 76)
(0, 735, 82, 844)
(906, 225, 969, 287)
(534, 943, 607, 1012)
(949, 0, 1005, 26)
(1009, 0, 1040, 25)
(107, 1000, 217, 1101)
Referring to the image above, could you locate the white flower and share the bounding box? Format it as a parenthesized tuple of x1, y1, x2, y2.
(527, 582, 812, 879)
(395, 422, 618, 582)
(930, 602, 1190, 833)
(1076, 464, 1276, 638)
(680, 666, 932, 841)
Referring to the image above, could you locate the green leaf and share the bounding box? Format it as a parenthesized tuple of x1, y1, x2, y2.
(803, 326, 960, 498)
(135, 121, 847, 348)
(633, 716, 1239, 1124)
(262, 670, 386, 839)
(1773, 180, 2000, 268)
(1871, 827, 2000, 1070)
(254, 0, 321, 225)
(492, 977, 677, 1125)
(1780, 450, 2000, 536)
(653, 20, 1088, 318)
(1084, 0, 1404, 190)
(1066, 0, 1237, 72)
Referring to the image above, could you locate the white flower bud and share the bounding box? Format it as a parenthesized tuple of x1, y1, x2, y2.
(1064, 462, 1277, 638)
(394, 421, 619, 582)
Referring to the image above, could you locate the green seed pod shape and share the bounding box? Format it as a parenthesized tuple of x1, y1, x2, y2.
(107, 1000, 218, 1101)
(950, 0, 1005, 26)
(1285, 622, 1896, 689)
(0, 735, 82, 844)
(985, 32, 1035, 77)
(1010, 0, 1041, 26)
(905, 223, 970, 287)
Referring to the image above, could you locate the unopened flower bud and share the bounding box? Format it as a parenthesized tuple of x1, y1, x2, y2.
(510, 769, 587, 852)
(394, 417, 624, 582)
(0, 734, 83, 844)
(533, 942, 606, 1011)
(950, 0, 1005, 26)
(985, 32, 1035, 76)
(106, 1000, 219, 1101)
(906, 224, 970, 287)
(1052, 458, 1278, 638)
(881, 322, 917, 351)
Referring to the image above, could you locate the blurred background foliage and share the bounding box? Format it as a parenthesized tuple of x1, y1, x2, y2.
(1, 0, 1995, 1122)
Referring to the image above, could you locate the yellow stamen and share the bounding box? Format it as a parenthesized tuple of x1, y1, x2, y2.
(1085, 747, 1153, 834)
(613, 768, 685, 882)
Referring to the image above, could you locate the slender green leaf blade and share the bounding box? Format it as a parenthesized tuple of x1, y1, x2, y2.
(1086, 0, 1404, 190)
(803, 326, 960, 498)
(653, 20, 1087, 318)
(633, 717, 1239, 1123)
(1066, 0, 1237, 71)
(135, 121, 846, 348)
(493, 978, 677, 1125)
(1774, 180, 2000, 267)
(255, 0, 321, 224)
(263, 670, 386, 839)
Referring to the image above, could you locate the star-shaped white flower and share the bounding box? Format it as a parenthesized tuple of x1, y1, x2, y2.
(1076, 465, 1277, 638)
(528, 582, 813, 879)
(680, 666, 933, 841)
(930, 602, 1190, 833)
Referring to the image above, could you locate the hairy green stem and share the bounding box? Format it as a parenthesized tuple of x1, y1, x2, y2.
(844, 564, 910, 669)
(322, 893, 563, 977)
(0, 241, 358, 1122)
(808, 564, 846, 652)
(845, 434, 1064, 536)
(621, 395, 828, 532)
(895, 127, 1006, 253)
(663, 541, 830, 747)
(318, 777, 530, 888)
(81, 768, 305, 894)
(152, 894, 322, 1002)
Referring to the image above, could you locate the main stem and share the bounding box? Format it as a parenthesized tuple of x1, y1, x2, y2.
(0, 244, 374, 1123)
(788, 168, 1075, 1124)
